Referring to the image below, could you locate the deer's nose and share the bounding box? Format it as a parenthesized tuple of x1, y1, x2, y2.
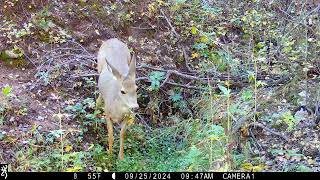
(132, 104, 139, 110)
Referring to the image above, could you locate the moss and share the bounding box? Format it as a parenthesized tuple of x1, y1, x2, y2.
(0, 51, 12, 60)
(37, 31, 51, 43)
(0, 51, 30, 68)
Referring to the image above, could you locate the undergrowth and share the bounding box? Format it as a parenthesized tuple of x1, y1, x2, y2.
(1, 0, 319, 173)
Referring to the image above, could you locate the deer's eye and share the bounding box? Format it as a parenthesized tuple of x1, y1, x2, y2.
(121, 90, 126, 94)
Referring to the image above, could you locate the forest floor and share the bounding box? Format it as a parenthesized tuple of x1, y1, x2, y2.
(1, 0, 320, 172)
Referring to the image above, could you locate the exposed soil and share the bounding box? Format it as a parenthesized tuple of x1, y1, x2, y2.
(0, 0, 319, 172)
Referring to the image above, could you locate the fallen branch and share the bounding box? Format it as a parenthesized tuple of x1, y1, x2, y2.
(249, 122, 289, 142)
(159, 8, 180, 38)
(231, 113, 256, 134)
(160, 8, 197, 74)
(165, 81, 206, 90)
(136, 113, 152, 131)
(24, 53, 37, 68)
(72, 73, 98, 78)
(137, 64, 206, 82)
(73, 64, 290, 90)
(160, 71, 172, 87)
(182, 46, 197, 73)
(132, 22, 156, 30)
(249, 127, 263, 151)
(232, 113, 289, 141)
(137, 76, 206, 90)
(72, 73, 206, 90)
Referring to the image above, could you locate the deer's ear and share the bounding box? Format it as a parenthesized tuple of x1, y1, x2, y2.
(127, 54, 136, 80)
(106, 58, 122, 79)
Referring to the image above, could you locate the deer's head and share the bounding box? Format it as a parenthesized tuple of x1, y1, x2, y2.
(106, 55, 139, 110)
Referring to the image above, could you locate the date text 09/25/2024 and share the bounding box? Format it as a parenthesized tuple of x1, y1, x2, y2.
(122, 172, 254, 180)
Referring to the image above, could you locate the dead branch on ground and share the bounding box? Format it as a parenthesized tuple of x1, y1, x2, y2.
(249, 122, 289, 142)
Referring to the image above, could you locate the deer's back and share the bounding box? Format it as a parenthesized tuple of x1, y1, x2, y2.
(97, 38, 131, 76)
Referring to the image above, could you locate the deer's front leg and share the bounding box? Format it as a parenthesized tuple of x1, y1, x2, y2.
(106, 117, 114, 155)
(119, 121, 127, 160)
(96, 94, 103, 108)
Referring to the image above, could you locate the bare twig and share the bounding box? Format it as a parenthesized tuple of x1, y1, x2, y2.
(35, 41, 97, 81)
(159, 7, 199, 75)
(249, 122, 289, 142)
(160, 71, 172, 87)
(182, 46, 197, 73)
(136, 113, 152, 131)
(249, 126, 263, 151)
(28, 143, 47, 148)
(159, 8, 180, 38)
(131, 22, 155, 30)
(67, 40, 93, 55)
(23, 53, 37, 68)
(136, 76, 148, 81)
(131, 27, 155, 30)
(74, 64, 289, 89)
(276, 6, 318, 35)
(165, 81, 206, 90)
(72, 73, 206, 90)
(137, 64, 206, 82)
(72, 73, 98, 78)
(231, 113, 255, 134)
(136, 76, 206, 90)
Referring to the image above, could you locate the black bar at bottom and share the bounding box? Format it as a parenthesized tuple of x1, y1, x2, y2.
(1, 172, 319, 180)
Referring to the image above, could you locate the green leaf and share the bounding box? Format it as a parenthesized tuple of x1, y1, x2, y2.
(191, 26, 198, 35)
(218, 85, 231, 97)
(193, 43, 208, 50)
(256, 42, 265, 49)
(174, 0, 187, 4)
(247, 71, 255, 83)
(241, 90, 253, 100)
(170, 93, 182, 102)
(2, 86, 12, 96)
(208, 125, 225, 141)
(149, 71, 166, 90)
(256, 81, 267, 88)
(85, 114, 95, 120)
(296, 165, 313, 172)
(281, 111, 297, 132)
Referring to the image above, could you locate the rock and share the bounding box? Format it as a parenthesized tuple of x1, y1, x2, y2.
(4, 50, 19, 59)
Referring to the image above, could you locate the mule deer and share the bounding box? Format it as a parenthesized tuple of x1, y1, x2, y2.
(96, 38, 139, 160)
